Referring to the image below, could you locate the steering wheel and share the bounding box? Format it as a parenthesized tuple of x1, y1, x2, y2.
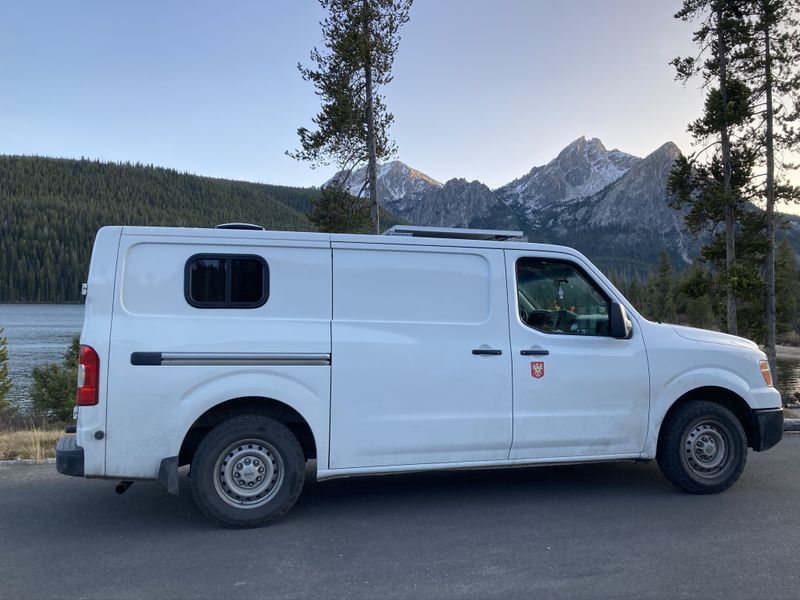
(519, 306, 529, 323)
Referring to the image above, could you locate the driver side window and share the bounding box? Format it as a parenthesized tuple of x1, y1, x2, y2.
(516, 257, 611, 336)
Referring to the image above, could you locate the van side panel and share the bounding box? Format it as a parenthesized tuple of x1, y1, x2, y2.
(329, 243, 513, 469)
(104, 234, 332, 479)
(77, 226, 123, 477)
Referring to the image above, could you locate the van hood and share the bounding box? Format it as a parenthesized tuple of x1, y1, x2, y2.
(671, 325, 759, 351)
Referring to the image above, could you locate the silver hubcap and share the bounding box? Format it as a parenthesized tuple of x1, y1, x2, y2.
(683, 420, 729, 478)
(214, 438, 284, 509)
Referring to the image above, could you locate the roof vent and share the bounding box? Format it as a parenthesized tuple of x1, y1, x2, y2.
(215, 223, 265, 231)
(383, 225, 525, 242)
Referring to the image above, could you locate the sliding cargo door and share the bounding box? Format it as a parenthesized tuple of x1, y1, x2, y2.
(329, 243, 513, 469)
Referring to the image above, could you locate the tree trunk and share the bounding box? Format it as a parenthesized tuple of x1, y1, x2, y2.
(724, 205, 737, 334)
(762, 3, 779, 388)
(716, 4, 737, 335)
(363, 0, 380, 235)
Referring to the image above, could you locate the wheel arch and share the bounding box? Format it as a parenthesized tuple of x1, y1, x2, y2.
(178, 396, 318, 467)
(658, 386, 758, 449)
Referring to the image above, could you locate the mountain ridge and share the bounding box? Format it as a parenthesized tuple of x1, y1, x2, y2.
(495, 136, 640, 211)
(0, 155, 316, 302)
(2, 146, 798, 303)
(324, 137, 800, 277)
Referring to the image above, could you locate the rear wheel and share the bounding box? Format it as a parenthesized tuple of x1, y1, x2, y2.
(190, 414, 305, 528)
(657, 401, 747, 494)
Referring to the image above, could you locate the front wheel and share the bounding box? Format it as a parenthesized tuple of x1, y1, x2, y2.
(190, 415, 305, 528)
(657, 401, 747, 494)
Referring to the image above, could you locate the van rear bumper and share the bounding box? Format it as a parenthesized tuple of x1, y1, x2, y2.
(751, 408, 783, 452)
(56, 436, 84, 477)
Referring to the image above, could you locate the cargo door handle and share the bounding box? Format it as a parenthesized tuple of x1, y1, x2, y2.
(521, 349, 549, 356)
(472, 348, 502, 356)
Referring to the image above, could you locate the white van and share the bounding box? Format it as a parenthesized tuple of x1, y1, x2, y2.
(56, 224, 784, 528)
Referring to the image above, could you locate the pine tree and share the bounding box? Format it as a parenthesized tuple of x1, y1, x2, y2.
(775, 237, 800, 334)
(0, 156, 320, 302)
(670, 0, 755, 334)
(31, 336, 80, 422)
(738, 0, 800, 385)
(649, 251, 677, 322)
(626, 278, 644, 312)
(700, 210, 769, 340)
(290, 0, 412, 234)
(0, 328, 11, 410)
(309, 185, 372, 233)
(680, 260, 718, 329)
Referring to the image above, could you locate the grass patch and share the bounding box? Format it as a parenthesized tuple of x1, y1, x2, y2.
(0, 427, 62, 461)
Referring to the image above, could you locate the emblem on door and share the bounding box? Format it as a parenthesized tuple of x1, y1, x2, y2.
(530, 361, 545, 379)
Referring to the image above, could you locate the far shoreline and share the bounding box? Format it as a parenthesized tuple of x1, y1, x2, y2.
(777, 345, 800, 360)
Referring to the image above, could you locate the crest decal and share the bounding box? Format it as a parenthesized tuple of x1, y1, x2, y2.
(530, 361, 545, 379)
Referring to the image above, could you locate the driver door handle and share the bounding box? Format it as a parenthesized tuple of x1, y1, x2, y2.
(521, 349, 549, 356)
(472, 348, 502, 356)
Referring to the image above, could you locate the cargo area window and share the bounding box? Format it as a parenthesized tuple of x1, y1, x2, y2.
(185, 254, 268, 308)
(516, 257, 610, 336)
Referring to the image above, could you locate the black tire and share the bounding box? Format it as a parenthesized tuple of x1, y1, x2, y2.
(657, 400, 747, 494)
(190, 414, 305, 528)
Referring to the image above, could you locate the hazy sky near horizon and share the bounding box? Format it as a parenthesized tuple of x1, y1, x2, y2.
(3, 0, 792, 206)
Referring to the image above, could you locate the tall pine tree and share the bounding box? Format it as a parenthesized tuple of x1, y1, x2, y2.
(670, 0, 755, 335)
(309, 185, 372, 233)
(290, 0, 412, 234)
(649, 250, 677, 323)
(775, 238, 800, 334)
(738, 0, 800, 385)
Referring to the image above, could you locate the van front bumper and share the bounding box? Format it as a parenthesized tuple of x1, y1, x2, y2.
(56, 436, 84, 477)
(751, 408, 784, 452)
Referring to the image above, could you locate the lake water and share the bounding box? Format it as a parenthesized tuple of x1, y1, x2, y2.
(0, 304, 798, 410)
(0, 304, 84, 409)
(778, 358, 800, 403)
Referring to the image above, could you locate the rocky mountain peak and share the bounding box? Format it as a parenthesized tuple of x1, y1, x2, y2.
(495, 136, 640, 211)
(546, 139, 690, 262)
(326, 160, 442, 202)
(652, 141, 681, 161)
(316, 138, 716, 275)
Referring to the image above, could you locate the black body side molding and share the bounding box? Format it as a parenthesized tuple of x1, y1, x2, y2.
(131, 352, 162, 366)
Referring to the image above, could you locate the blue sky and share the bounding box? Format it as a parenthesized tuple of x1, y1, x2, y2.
(0, 1, 756, 192)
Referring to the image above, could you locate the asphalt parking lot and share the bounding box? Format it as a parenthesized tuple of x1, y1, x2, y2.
(1, 435, 798, 600)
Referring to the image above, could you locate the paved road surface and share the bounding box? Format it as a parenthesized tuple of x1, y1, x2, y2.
(1, 436, 799, 599)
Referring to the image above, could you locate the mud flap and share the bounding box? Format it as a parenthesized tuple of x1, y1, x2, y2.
(157, 456, 180, 495)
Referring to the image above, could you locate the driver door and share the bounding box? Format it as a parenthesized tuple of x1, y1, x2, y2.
(505, 250, 650, 459)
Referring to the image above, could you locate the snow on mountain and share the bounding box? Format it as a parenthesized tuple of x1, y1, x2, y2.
(495, 136, 640, 212)
(325, 160, 442, 203)
(535, 142, 696, 266)
(398, 178, 499, 229)
(317, 138, 695, 274)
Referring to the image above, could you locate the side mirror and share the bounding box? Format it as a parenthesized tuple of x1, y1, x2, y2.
(609, 301, 632, 339)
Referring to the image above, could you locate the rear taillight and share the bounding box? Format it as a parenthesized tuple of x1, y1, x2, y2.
(76, 345, 100, 406)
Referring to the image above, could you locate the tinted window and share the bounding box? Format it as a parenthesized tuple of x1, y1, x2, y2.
(516, 258, 610, 336)
(189, 258, 227, 303)
(185, 254, 268, 308)
(231, 258, 264, 303)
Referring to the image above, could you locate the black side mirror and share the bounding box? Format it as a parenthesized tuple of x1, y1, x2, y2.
(609, 301, 632, 339)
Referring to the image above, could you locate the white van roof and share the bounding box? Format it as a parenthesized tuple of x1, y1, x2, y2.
(382, 225, 525, 241)
(115, 225, 581, 256)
